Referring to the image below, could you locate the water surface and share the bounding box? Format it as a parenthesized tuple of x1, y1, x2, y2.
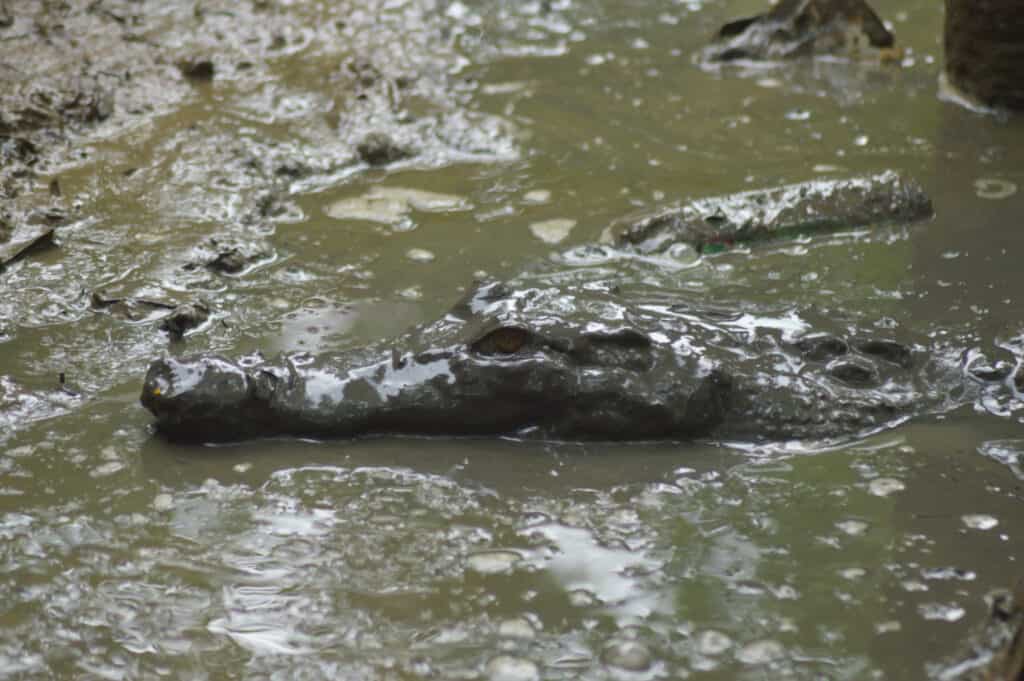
(2, 0, 1024, 678)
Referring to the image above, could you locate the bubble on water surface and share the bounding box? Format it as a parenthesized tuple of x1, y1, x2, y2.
(568, 588, 599, 607)
(523, 189, 551, 204)
(399, 286, 423, 300)
(485, 655, 539, 681)
(524, 523, 661, 618)
(836, 519, 868, 536)
(529, 218, 576, 244)
(974, 178, 1017, 200)
(206, 619, 314, 655)
(922, 567, 975, 581)
(696, 630, 733, 655)
(406, 248, 436, 263)
(325, 194, 408, 224)
(868, 477, 904, 497)
(665, 242, 699, 266)
(467, 550, 522, 575)
(918, 603, 965, 622)
(602, 639, 652, 671)
(735, 639, 784, 665)
(325, 186, 468, 226)
(961, 514, 998, 530)
(875, 620, 901, 634)
(90, 461, 125, 478)
(153, 493, 174, 512)
(497, 617, 536, 640)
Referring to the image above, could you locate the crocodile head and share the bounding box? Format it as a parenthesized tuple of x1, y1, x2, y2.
(141, 282, 735, 442)
(704, 0, 897, 63)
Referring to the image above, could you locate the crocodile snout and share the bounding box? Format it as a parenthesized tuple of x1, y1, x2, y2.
(141, 356, 254, 437)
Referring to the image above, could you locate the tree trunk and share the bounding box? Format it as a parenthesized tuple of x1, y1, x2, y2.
(944, 0, 1024, 110)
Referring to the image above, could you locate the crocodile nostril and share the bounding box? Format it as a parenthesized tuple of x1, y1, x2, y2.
(828, 358, 879, 386)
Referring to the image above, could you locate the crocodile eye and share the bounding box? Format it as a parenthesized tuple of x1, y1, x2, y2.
(472, 326, 532, 355)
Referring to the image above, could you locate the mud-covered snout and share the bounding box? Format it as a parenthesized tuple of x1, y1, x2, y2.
(141, 355, 267, 440)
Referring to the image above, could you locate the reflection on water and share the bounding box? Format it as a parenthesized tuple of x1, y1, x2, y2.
(1, 0, 1024, 678)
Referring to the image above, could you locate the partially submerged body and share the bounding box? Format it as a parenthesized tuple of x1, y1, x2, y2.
(611, 171, 931, 253)
(140, 172, 1023, 444)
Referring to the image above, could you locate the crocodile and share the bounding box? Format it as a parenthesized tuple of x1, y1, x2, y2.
(141, 275, 1019, 444)
(137, 170, 1024, 444)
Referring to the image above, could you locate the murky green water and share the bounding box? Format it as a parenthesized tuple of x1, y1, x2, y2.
(2, 0, 1024, 678)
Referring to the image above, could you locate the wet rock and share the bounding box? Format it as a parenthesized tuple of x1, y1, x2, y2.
(187, 237, 273, 275)
(356, 132, 415, 166)
(160, 302, 210, 339)
(209, 248, 248, 274)
(704, 0, 898, 63)
(178, 58, 215, 82)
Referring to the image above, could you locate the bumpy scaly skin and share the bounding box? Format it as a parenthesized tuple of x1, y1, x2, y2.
(613, 171, 932, 253)
(142, 283, 734, 442)
(703, 0, 897, 63)
(141, 277, 992, 444)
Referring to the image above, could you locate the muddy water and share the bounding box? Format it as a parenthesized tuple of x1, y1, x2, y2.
(2, 0, 1024, 678)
